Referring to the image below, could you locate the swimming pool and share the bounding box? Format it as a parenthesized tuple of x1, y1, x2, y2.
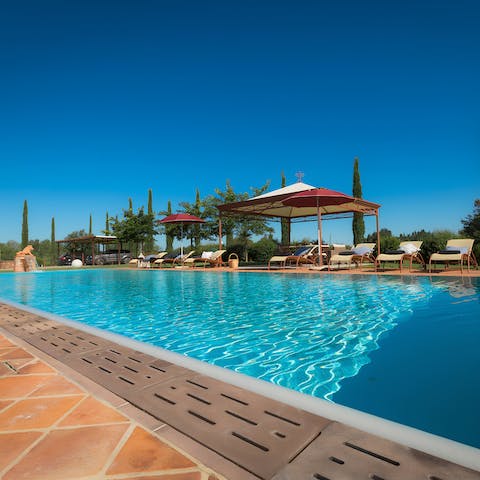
(0, 269, 478, 448)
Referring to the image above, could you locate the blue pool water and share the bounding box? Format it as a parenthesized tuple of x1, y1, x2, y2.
(0, 270, 479, 447)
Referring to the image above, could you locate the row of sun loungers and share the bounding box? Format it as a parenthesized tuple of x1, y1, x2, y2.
(137, 250, 226, 269)
(270, 239, 477, 273)
(136, 239, 477, 273)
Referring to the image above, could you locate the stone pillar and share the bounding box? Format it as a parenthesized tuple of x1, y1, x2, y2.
(24, 256, 37, 272)
(14, 257, 26, 272)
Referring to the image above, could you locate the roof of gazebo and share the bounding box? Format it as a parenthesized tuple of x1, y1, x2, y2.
(55, 235, 118, 244)
(217, 182, 380, 219)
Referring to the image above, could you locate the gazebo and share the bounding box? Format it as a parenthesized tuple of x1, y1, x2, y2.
(217, 181, 381, 255)
(55, 235, 122, 265)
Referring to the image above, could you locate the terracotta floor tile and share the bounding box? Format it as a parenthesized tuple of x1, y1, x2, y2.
(0, 345, 18, 358)
(5, 358, 35, 371)
(121, 473, 203, 480)
(17, 360, 56, 375)
(0, 399, 14, 412)
(0, 337, 15, 348)
(59, 396, 128, 427)
(3, 424, 129, 480)
(0, 395, 84, 431)
(0, 375, 54, 399)
(0, 362, 14, 376)
(0, 431, 42, 470)
(107, 427, 196, 475)
(0, 347, 33, 360)
(29, 375, 83, 397)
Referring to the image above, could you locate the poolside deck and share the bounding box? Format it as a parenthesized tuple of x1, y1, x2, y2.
(1, 302, 479, 480)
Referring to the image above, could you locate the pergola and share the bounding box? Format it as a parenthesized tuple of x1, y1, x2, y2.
(55, 235, 122, 264)
(217, 181, 382, 253)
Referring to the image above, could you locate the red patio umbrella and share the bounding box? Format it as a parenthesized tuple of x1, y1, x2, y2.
(283, 188, 354, 266)
(158, 213, 205, 257)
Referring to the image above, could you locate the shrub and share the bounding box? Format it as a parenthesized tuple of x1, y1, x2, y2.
(248, 237, 278, 263)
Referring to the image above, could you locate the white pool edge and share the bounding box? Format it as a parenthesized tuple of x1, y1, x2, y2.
(2, 298, 479, 472)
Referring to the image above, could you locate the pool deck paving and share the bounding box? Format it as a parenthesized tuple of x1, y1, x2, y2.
(0, 331, 224, 480)
(1, 299, 480, 480)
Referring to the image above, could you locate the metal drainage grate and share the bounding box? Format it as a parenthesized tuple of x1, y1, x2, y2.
(137, 373, 329, 479)
(271, 422, 480, 480)
(68, 345, 192, 400)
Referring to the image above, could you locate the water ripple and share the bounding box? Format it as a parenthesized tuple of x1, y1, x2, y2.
(0, 270, 452, 400)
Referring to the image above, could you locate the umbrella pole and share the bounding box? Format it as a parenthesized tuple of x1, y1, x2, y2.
(180, 223, 184, 257)
(317, 205, 323, 266)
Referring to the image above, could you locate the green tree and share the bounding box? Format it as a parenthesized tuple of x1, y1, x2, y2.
(179, 189, 206, 249)
(461, 199, 480, 260)
(50, 217, 56, 265)
(248, 236, 278, 263)
(203, 180, 273, 258)
(29, 239, 52, 266)
(111, 208, 158, 257)
(21, 200, 29, 248)
(366, 228, 397, 255)
(209, 180, 238, 246)
(352, 157, 365, 245)
(103, 211, 110, 235)
(280, 171, 290, 246)
(126, 198, 134, 253)
(63, 230, 89, 258)
(0, 240, 21, 260)
(144, 189, 155, 253)
(89, 214, 93, 235)
(158, 200, 178, 253)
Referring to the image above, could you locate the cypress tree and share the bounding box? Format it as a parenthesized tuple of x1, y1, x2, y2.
(352, 157, 365, 245)
(89, 214, 92, 235)
(280, 172, 290, 246)
(145, 189, 154, 252)
(147, 189, 153, 215)
(193, 188, 202, 248)
(127, 199, 134, 253)
(21, 200, 28, 248)
(50, 217, 56, 265)
(105, 211, 110, 235)
(166, 200, 174, 252)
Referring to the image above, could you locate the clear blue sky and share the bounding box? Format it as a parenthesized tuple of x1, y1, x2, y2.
(1, 0, 479, 247)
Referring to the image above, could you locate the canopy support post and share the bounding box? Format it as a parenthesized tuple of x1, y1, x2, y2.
(317, 201, 323, 266)
(218, 213, 223, 249)
(376, 209, 381, 256)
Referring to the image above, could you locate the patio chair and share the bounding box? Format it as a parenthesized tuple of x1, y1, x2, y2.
(148, 252, 168, 268)
(268, 245, 316, 269)
(185, 249, 227, 268)
(428, 239, 477, 273)
(328, 243, 376, 271)
(159, 250, 195, 268)
(285, 245, 323, 268)
(375, 241, 425, 272)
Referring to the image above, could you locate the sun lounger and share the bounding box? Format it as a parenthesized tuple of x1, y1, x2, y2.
(159, 250, 195, 267)
(150, 252, 169, 267)
(328, 243, 376, 271)
(185, 249, 227, 268)
(428, 239, 477, 273)
(375, 241, 424, 272)
(268, 245, 315, 270)
(139, 252, 167, 268)
(285, 245, 323, 268)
